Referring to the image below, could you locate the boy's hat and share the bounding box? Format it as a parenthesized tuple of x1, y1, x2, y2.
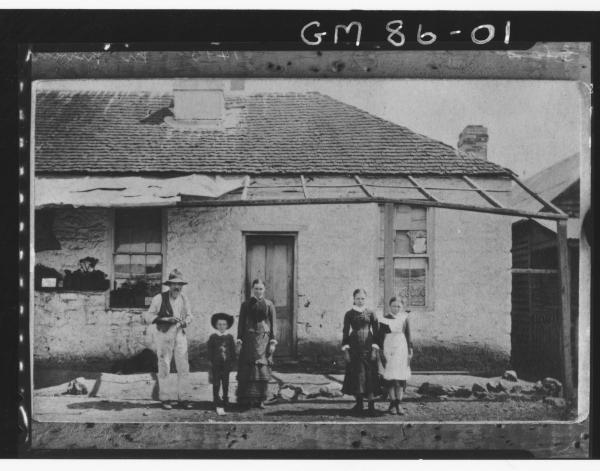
(211, 312, 234, 329)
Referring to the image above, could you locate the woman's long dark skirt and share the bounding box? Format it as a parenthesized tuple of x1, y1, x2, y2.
(342, 350, 381, 396)
(236, 330, 271, 404)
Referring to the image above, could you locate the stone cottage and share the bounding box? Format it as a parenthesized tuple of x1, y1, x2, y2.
(32, 79, 564, 373)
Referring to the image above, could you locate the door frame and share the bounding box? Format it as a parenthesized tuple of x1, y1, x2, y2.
(242, 231, 298, 359)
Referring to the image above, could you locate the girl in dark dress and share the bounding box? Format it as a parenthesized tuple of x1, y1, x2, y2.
(341, 288, 381, 416)
(236, 279, 277, 409)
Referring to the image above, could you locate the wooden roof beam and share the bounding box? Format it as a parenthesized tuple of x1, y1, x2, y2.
(462, 175, 504, 208)
(240, 175, 250, 200)
(406, 175, 440, 202)
(511, 174, 567, 216)
(300, 175, 309, 199)
(354, 175, 374, 198)
(178, 195, 568, 220)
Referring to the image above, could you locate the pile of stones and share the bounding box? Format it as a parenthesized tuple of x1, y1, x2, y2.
(416, 371, 566, 407)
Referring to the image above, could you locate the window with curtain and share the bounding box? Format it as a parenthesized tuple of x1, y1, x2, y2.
(378, 204, 430, 310)
(110, 208, 163, 308)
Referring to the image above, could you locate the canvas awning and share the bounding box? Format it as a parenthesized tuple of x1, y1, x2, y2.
(34, 174, 246, 208)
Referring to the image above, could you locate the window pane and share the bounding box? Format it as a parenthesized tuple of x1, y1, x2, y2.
(113, 278, 129, 290)
(146, 242, 162, 253)
(394, 258, 410, 302)
(411, 207, 427, 230)
(394, 205, 427, 230)
(146, 254, 162, 275)
(114, 254, 131, 278)
(393, 258, 427, 307)
(394, 205, 412, 229)
(394, 231, 411, 254)
(115, 208, 161, 253)
(395, 230, 427, 254)
(410, 230, 427, 254)
(409, 258, 427, 306)
(130, 254, 146, 276)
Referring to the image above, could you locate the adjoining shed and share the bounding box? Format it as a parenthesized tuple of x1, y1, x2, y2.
(510, 154, 580, 385)
(32, 80, 572, 398)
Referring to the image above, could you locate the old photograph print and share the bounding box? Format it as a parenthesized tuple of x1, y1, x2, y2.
(30, 63, 590, 428)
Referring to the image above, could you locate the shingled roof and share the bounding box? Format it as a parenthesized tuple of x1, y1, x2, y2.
(34, 89, 510, 176)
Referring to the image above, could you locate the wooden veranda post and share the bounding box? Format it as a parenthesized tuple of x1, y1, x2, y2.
(383, 203, 395, 308)
(556, 219, 574, 403)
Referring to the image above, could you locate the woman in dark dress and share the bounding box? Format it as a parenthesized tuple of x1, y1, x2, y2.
(341, 288, 381, 416)
(236, 279, 277, 409)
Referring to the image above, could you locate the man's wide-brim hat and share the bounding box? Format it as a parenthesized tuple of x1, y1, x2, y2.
(211, 312, 234, 329)
(163, 269, 188, 286)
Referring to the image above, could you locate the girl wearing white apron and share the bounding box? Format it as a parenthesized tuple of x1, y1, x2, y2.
(379, 297, 413, 415)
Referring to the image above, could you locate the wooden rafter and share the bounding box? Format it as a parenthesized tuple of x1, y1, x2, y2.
(462, 175, 504, 208)
(511, 174, 567, 216)
(240, 176, 250, 200)
(179, 195, 568, 220)
(406, 175, 440, 202)
(353, 175, 374, 198)
(300, 175, 309, 199)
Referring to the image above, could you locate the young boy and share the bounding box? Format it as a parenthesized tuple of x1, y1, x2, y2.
(207, 313, 236, 410)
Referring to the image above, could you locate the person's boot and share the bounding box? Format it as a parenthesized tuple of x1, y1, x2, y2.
(350, 396, 364, 414)
(395, 400, 404, 415)
(387, 400, 397, 414)
(367, 400, 377, 417)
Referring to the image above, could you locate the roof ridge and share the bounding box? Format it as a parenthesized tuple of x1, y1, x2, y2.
(523, 152, 579, 184)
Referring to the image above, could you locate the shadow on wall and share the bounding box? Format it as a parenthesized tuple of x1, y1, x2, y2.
(411, 343, 510, 376)
(296, 341, 510, 377)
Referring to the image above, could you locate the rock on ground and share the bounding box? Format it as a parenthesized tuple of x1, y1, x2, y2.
(502, 370, 518, 382)
(543, 396, 566, 407)
(541, 378, 563, 397)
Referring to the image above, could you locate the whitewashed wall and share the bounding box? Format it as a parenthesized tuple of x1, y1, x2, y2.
(33, 198, 512, 372)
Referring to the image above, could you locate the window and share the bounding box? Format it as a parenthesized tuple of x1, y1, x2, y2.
(110, 208, 163, 308)
(378, 204, 431, 310)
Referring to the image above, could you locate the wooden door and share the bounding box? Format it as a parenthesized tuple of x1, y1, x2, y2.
(245, 235, 295, 357)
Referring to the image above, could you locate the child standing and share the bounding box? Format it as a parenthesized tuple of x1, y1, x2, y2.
(378, 297, 413, 415)
(207, 313, 236, 410)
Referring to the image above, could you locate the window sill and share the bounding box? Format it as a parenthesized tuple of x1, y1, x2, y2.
(108, 307, 147, 314)
(35, 289, 109, 294)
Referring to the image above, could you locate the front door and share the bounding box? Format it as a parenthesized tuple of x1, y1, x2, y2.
(245, 235, 295, 357)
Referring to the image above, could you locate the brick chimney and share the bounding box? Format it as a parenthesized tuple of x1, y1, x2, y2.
(457, 125, 488, 160)
(172, 79, 224, 125)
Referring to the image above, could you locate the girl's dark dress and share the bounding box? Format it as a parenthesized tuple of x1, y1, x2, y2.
(341, 308, 381, 396)
(236, 297, 276, 405)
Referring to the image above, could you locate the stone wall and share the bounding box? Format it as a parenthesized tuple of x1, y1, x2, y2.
(34, 291, 153, 367)
(33, 196, 512, 373)
(35, 208, 112, 274)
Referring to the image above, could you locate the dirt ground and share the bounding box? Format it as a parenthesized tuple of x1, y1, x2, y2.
(33, 395, 572, 423)
(33, 369, 573, 423)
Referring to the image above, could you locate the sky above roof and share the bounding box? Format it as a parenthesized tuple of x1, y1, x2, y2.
(35, 78, 584, 178)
